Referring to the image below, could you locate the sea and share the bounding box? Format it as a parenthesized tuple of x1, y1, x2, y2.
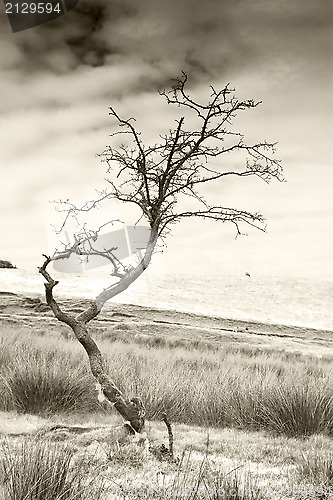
(1, 267, 332, 331)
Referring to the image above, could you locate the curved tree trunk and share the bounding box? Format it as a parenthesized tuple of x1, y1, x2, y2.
(39, 277, 146, 432)
(73, 321, 145, 433)
(39, 230, 158, 433)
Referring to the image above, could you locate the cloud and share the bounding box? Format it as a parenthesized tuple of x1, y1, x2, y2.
(0, 1, 261, 80)
(0, 0, 331, 276)
(2, 0, 331, 80)
(1, 0, 331, 115)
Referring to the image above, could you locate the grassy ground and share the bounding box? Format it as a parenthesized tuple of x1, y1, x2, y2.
(1, 413, 333, 499)
(0, 292, 333, 499)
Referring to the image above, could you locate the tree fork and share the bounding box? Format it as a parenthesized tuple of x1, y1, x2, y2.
(38, 75, 282, 436)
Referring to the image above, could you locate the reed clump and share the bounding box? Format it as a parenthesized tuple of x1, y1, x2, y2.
(0, 329, 332, 437)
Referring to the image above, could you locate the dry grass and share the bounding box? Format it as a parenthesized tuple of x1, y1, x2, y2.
(168, 450, 265, 500)
(0, 336, 97, 415)
(121, 450, 265, 499)
(0, 327, 332, 438)
(99, 339, 333, 437)
(1, 415, 333, 499)
(0, 437, 105, 500)
(1, 297, 333, 498)
(296, 449, 333, 498)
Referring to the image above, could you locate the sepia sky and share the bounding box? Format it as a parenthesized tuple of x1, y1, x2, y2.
(0, 0, 332, 279)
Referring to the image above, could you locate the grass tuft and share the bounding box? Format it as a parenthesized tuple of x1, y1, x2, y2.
(259, 381, 333, 437)
(0, 340, 97, 415)
(0, 437, 105, 500)
(1, 328, 333, 437)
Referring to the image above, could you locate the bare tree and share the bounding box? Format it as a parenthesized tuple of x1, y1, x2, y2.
(39, 73, 283, 433)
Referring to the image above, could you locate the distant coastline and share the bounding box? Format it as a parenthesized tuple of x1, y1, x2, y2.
(0, 260, 16, 269)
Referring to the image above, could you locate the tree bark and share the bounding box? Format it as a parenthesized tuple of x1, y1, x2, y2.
(39, 229, 158, 433)
(72, 321, 145, 433)
(41, 283, 145, 432)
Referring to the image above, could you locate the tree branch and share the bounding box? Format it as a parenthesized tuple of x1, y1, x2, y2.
(40, 73, 283, 433)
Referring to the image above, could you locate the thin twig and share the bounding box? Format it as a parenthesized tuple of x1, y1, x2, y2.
(162, 413, 174, 458)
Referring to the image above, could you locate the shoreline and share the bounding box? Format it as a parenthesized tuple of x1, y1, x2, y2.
(1, 289, 332, 334)
(1, 291, 333, 357)
(1, 269, 332, 332)
(1, 288, 332, 333)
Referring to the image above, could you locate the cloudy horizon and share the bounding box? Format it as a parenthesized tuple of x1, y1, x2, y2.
(0, 0, 332, 280)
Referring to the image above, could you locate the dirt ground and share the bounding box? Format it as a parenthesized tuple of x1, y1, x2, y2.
(1, 291, 332, 358)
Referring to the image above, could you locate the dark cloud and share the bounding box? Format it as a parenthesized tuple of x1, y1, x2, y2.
(1, 0, 249, 77)
(55, 3, 108, 66)
(4, 1, 121, 73)
(1, 0, 331, 88)
(100, 0, 251, 81)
